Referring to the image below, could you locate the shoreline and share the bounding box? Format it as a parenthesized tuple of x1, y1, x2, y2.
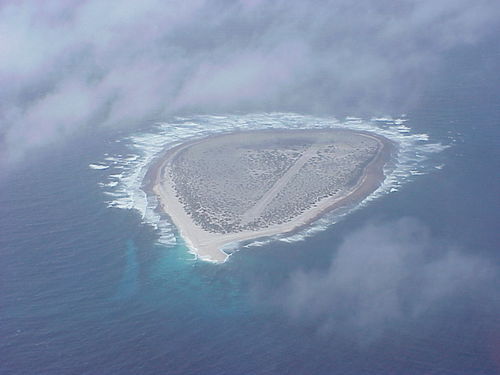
(149, 129, 395, 263)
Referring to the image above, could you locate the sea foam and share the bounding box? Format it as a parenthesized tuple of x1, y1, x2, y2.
(90, 113, 450, 254)
(88, 163, 110, 170)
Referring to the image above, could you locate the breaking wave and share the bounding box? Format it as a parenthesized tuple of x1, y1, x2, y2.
(90, 113, 450, 253)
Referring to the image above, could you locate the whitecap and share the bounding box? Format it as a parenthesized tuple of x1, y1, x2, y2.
(89, 163, 109, 170)
(372, 117, 394, 122)
(91, 113, 452, 257)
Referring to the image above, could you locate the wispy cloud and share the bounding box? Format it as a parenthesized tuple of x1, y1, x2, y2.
(276, 218, 496, 341)
(1, 0, 499, 166)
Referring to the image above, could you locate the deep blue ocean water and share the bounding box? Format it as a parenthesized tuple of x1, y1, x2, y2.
(1, 46, 499, 374)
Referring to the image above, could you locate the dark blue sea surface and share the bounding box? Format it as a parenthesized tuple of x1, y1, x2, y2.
(1, 46, 499, 374)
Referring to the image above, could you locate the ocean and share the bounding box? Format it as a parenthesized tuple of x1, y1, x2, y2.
(1, 45, 499, 374)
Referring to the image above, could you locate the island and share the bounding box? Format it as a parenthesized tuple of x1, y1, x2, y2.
(148, 129, 393, 262)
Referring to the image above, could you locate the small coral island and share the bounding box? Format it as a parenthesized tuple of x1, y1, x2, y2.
(149, 129, 393, 262)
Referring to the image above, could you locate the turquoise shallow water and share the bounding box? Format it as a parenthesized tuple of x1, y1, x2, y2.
(1, 44, 499, 374)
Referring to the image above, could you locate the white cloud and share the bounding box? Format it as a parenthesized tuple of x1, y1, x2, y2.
(278, 218, 496, 341)
(1, 0, 499, 166)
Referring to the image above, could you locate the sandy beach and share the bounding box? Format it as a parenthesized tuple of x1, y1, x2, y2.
(150, 130, 393, 263)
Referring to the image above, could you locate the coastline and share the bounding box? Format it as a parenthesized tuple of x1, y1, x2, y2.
(149, 130, 394, 263)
